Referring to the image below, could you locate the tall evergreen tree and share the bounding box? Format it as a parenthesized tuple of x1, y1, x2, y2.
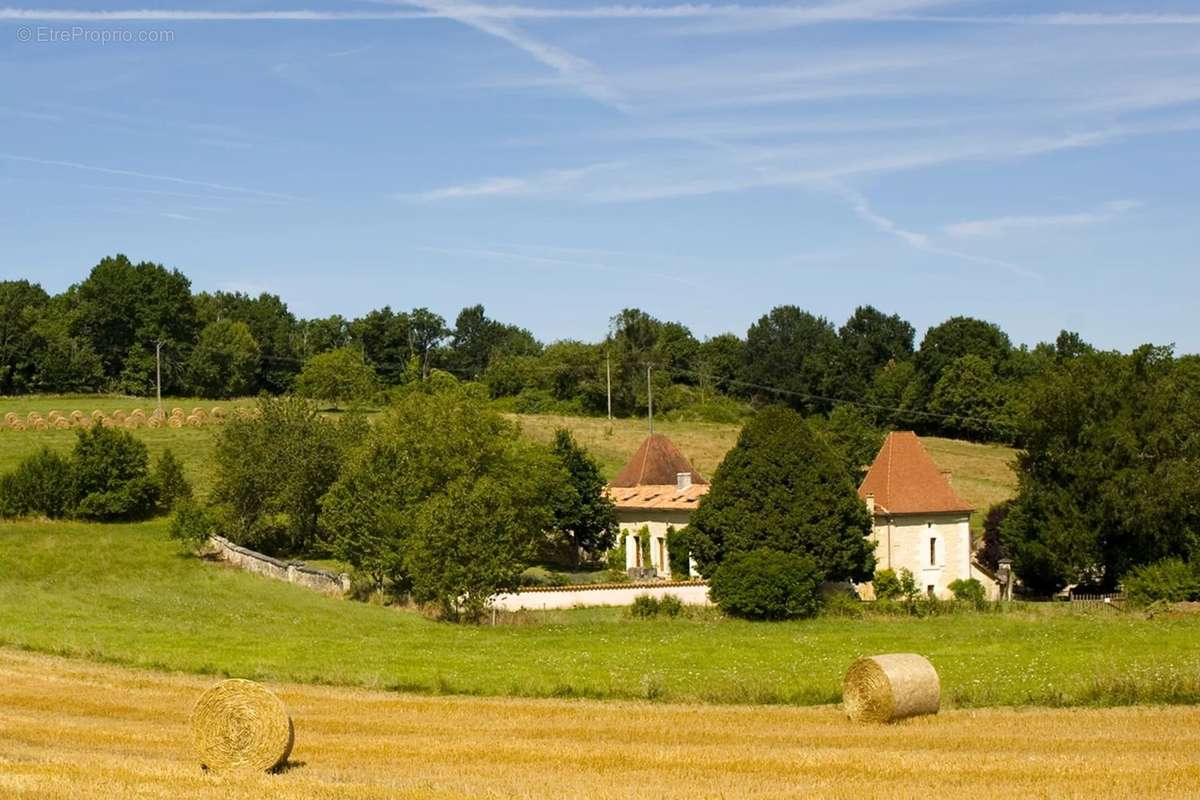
(689, 405, 875, 582)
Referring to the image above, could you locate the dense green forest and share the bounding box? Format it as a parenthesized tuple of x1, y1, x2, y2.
(0, 254, 1168, 444)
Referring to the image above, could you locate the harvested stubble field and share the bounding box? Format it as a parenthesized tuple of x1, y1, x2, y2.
(0, 649, 1197, 799)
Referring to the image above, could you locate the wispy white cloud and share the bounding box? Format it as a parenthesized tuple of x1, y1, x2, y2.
(910, 12, 1200, 26)
(944, 200, 1141, 239)
(419, 243, 707, 289)
(832, 185, 1039, 278)
(0, 153, 302, 201)
(374, 0, 624, 107)
(403, 162, 620, 201)
(160, 211, 200, 221)
(0, 105, 63, 122)
(4, 5, 1197, 26)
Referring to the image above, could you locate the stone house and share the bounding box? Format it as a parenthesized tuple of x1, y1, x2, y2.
(857, 431, 999, 600)
(606, 434, 707, 579)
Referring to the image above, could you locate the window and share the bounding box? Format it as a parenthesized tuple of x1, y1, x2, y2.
(929, 538, 937, 566)
(927, 585, 935, 597)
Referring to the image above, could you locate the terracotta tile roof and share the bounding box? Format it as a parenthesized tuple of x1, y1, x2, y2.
(610, 434, 707, 488)
(606, 483, 709, 511)
(858, 431, 973, 515)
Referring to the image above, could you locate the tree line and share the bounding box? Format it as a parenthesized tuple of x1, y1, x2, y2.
(1, 254, 1114, 444)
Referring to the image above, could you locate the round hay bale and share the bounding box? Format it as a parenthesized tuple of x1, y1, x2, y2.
(26, 412, 42, 426)
(113, 410, 127, 422)
(186, 414, 203, 428)
(147, 416, 163, 429)
(170, 407, 184, 418)
(47, 410, 62, 422)
(92, 409, 105, 421)
(123, 417, 141, 430)
(3, 412, 16, 426)
(32, 419, 49, 432)
(168, 416, 184, 429)
(843, 653, 940, 723)
(211, 406, 226, 420)
(55, 418, 72, 430)
(10, 420, 26, 432)
(190, 679, 293, 773)
(71, 410, 85, 422)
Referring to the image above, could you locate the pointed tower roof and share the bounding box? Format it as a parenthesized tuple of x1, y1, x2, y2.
(610, 433, 707, 488)
(858, 431, 973, 515)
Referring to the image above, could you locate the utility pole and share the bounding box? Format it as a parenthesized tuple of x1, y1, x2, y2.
(606, 354, 612, 424)
(154, 340, 165, 415)
(646, 364, 653, 435)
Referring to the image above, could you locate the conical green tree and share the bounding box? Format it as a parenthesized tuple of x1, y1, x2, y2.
(689, 405, 875, 582)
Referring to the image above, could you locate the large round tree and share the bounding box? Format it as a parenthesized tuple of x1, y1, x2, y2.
(689, 405, 875, 582)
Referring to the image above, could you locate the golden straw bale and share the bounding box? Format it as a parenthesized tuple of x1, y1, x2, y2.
(10, 421, 25, 432)
(170, 407, 184, 418)
(168, 416, 184, 429)
(32, 419, 49, 432)
(55, 418, 72, 430)
(92, 410, 105, 421)
(113, 410, 127, 422)
(210, 406, 226, 420)
(123, 417, 141, 430)
(186, 414, 203, 428)
(47, 410, 62, 422)
(843, 653, 940, 724)
(147, 417, 163, 429)
(100, 417, 117, 428)
(26, 412, 42, 426)
(190, 679, 293, 773)
(191, 407, 206, 417)
(4, 412, 17, 425)
(71, 410, 85, 422)
(131, 408, 146, 419)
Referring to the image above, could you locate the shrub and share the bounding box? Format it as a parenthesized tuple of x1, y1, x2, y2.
(666, 526, 693, 578)
(658, 594, 684, 617)
(1123, 558, 1200, 605)
(154, 448, 192, 511)
(0, 448, 73, 518)
(71, 426, 159, 521)
(708, 548, 824, 621)
(821, 589, 865, 618)
(897, 567, 921, 603)
(170, 500, 220, 550)
(948, 577, 987, 607)
(872, 568, 902, 600)
(630, 594, 660, 618)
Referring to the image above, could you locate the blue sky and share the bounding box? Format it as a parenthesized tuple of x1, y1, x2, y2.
(2, 1, 1199, 352)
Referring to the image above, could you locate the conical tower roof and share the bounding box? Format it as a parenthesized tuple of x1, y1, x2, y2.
(610, 433, 707, 488)
(858, 431, 972, 514)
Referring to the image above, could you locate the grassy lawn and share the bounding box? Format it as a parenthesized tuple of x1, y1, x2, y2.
(1, 517, 1196, 709)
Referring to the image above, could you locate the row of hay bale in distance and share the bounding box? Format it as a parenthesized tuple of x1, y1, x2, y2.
(191, 654, 940, 774)
(1, 406, 256, 432)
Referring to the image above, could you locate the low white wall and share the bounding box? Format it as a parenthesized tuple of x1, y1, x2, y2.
(491, 581, 712, 611)
(208, 536, 350, 597)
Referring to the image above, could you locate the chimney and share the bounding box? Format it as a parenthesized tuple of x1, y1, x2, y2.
(676, 472, 692, 492)
(865, 493, 875, 514)
(941, 470, 953, 484)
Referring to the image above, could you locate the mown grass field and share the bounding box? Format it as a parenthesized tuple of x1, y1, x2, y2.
(0, 649, 1197, 799)
(1, 518, 1198, 709)
(0, 394, 257, 498)
(0, 395, 1020, 515)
